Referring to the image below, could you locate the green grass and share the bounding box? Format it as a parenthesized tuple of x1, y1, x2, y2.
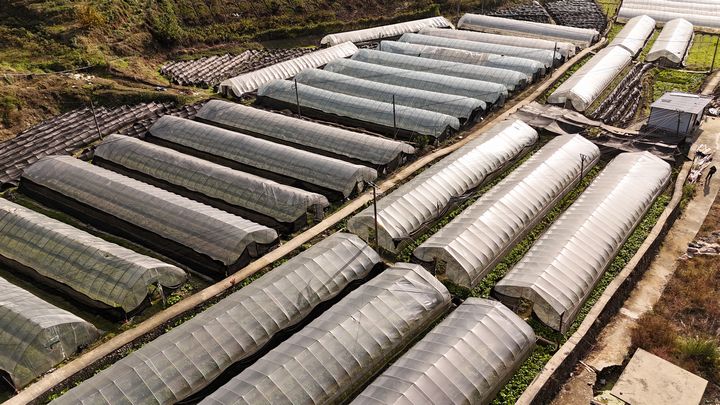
(597, 0, 622, 18)
(652, 69, 707, 101)
(638, 29, 660, 62)
(606, 23, 623, 42)
(686, 34, 720, 71)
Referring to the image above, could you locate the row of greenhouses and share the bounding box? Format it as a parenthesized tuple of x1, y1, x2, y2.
(217, 14, 593, 140)
(549, 14, 695, 111)
(2, 15, 675, 404)
(44, 113, 671, 404)
(619, 0, 720, 29)
(0, 92, 419, 392)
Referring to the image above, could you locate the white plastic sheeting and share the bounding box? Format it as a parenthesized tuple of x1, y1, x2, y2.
(399, 33, 558, 68)
(348, 120, 537, 252)
(21, 156, 278, 274)
(94, 135, 329, 226)
(609, 15, 656, 56)
(148, 115, 377, 198)
(494, 152, 671, 332)
(619, 0, 720, 29)
(379, 40, 546, 78)
(457, 13, 599, 47)
(294, 69, 486, 121)
(257, 80, 460, 137)
(414, 135, 600, 289)
(0, 277, 99, 389)
(419, 27, 576, 59)
(51, 233, 382, 405)
(320, 16, 453, 46)
(0, 198, 187, 313)
(200, 263, 451, 405)
(218, 42, 358, 97)
(324, 58, 508, 105)
(547, 46, 633, 111)
(351, 48, 528, 91)
(195, 100, 415, 166)
(647, 18, 694, 64)
(353, 298, 535, 405)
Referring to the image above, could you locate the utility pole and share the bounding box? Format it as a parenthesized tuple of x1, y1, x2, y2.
(456, 0, 461, 21)
(88, 95, 103, 141)
(368, 181, 379, 250)
(294, 78, 301, 117)
(579, 153, 589, 186)
(711, 37, 719, 72)
(392, 94, 397, 139)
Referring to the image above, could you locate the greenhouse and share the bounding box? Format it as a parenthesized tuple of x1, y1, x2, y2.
(348, 120, 538, 252)
(0, 199, 186, 313)
(257, 80, 460, 138)
(353, 298, 535, 405)
(608, 15, 656, 56)
(20, 156, 278, 278)
(200, 263, 451, 405)
(494, 152, 672, 333)
(457, 13, 599, 47)
(619, 0, 720, 29)
(0, 276, 99, 389)
(351, 49, 528, 91)
(419, 27, 576, 59)
(379, 40, 546, 79)
(147, 116, 377, 198)
(94, 135, 330, 232)
(414, 135, 600, 289)
(218, 42, 359, 97)
(294, 69, 486, 122)
(398, 33, 558, 68)
(194, 100, 416, 168)
(320, 16, 453, 46)
(647, 18, 694, 65)
(324, 58, 508, 106)
(51, 233, 383, 405)
(547, 45, 633, 111)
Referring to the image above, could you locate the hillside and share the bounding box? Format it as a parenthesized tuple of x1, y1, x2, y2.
(0, 0, 522, 139)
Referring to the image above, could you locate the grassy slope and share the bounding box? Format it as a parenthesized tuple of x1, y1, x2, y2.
(1, 0, 483, 139)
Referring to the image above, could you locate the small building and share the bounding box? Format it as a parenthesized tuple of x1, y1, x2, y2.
(648, 92, 712, 136)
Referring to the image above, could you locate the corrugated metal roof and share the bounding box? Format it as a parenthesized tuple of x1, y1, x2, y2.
(651, 92, 711, 115)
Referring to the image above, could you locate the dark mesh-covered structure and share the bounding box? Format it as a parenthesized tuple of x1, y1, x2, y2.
(290, 69, 485, 123)
(20, 156, 278, 278)
(324, 58, 508, 106)
(195, 100, 415, 168)
(201, 263, 451, 405)
(147, 116, 377, 199)
(351, 49, 528, 91)
(94, 135, 329, 233)
(52, 233, 383, 405)
(0, 198, 187, 313)
(0, 276, 99, 389)
(257, 80, 460, 139)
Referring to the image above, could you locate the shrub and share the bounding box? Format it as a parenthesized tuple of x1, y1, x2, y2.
(676, 336, 720, 370)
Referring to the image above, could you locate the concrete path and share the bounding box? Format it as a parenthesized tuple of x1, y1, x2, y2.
(550, 118, 720, 405)
(702, 70, 720, 96)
